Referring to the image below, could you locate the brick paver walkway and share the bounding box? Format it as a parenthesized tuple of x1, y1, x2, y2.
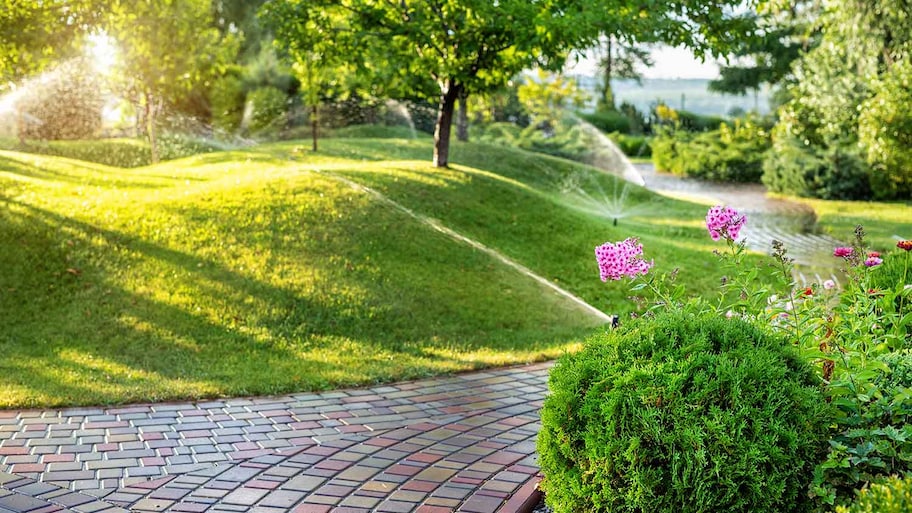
(0, 363, 551, 513)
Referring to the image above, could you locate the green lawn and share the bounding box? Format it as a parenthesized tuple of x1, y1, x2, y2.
(0, 137, 768, 407)
(790, 197, 912, 251)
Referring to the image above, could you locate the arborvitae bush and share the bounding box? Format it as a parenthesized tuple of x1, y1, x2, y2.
(538, 310, 832, 513)
(835, 476, 912, 513)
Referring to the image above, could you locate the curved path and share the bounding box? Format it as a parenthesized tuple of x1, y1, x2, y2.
(0, 363, 551, 513)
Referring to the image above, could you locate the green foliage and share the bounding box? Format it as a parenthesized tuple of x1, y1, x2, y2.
(757, 229, 912, 508)
(768, 0, 912, 200)
(0, 0, 101, 82)
(517, 70, 588, 125)
(579, 110, 631, 134)
(246, 86, 287, 136)
(210, 74, 247, 134)
(473, 122, 523, 146)
(858, 59, 912, 200)
(329, 124, 427, 140)
(609, 132, 651, 158)
(538, 310, 831, 513)
(265, 0, 757, 166)
(675, 109, 727, 132)
(651, 120, 770, 182)
(836, 476, 912, 513)
(762, 138, 872, 200)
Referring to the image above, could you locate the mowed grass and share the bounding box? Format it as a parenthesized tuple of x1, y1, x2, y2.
(788, 197, 912, 251)
(1, 137, 759, 407)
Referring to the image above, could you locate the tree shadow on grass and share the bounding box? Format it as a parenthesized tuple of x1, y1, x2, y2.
(0, 153, 178, 189)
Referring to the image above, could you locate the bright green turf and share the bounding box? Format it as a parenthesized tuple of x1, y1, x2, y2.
(0, 137, 759, 407)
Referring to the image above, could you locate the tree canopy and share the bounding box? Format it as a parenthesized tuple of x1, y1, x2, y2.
(267, 0, 758, 167)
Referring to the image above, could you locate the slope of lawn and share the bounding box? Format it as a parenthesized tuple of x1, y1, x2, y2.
(1, 136, 750, 408)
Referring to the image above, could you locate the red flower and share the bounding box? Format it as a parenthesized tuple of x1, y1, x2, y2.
(802, 287, 813, 297)
(898, 240, 912, 251)
(868, 251, 881, 258)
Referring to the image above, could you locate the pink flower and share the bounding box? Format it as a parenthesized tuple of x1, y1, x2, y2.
(705, 205, 746, 242)
(833, 247, 854, 258)
(725, 310, 735, 319)
(595, 238, 653, 281)
(823, 279, 836, 290)
(864, 256, 883, 267)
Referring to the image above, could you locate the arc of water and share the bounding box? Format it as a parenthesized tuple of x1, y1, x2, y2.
(566, 113, 646, 187)
(384, 99, 418, 139)
(314, 169, 613, 323)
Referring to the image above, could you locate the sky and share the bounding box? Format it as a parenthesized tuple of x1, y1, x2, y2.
(567, 45, 721, 79)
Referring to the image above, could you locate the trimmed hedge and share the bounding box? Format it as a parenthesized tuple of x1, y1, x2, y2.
(538, 310, 831, 513)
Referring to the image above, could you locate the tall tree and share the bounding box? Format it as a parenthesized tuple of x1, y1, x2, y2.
(267, 0, 757, 168)
(106, 0, 223, 162)
(594, 36, 653, 112)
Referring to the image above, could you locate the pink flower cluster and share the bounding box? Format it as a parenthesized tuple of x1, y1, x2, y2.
(595, 238, 653, 281)
(705, 205, 746, 241)
(833, 247, 854, 258)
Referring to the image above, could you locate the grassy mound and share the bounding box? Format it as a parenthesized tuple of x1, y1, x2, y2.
(0, 136, 755, 407)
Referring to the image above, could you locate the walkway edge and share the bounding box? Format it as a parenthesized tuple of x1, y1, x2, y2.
(497, 476, 542, 513)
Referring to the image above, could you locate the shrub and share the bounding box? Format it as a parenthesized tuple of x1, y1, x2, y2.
(609, 132, 651, 158)
(579, 110, 631, 134)
(835, 476, 912, 513)
(649, 130, 682, 173)
(651, 121, 769, 183)
(858, 59, 912, 200)
(762, 138, 872, 200)
(538, 310, 831, 513)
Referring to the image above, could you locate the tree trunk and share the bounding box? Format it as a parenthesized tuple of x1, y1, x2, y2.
(456, 92, 469, 142)
(146, 93, 159, 164)
(433, 81, 462, 168)
(600, 37, 615, 112)
(311, 103, 318, 152)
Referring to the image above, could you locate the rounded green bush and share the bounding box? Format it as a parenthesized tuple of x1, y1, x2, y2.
(538, 310, 832, 513)
(835, 476, 912, 513)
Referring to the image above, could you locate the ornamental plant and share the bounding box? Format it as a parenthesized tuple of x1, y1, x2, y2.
(537, 310, 831, 513)
(542, 206, 912, 512)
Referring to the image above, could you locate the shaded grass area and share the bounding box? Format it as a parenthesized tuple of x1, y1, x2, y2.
(0, 143, 604, 408)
